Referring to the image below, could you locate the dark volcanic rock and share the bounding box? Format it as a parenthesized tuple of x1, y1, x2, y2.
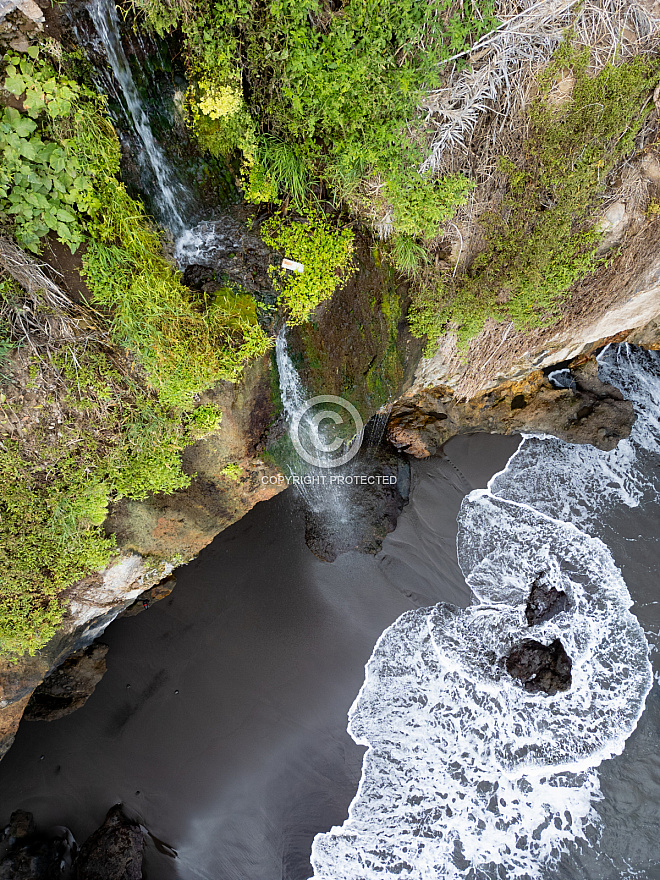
(183, 263, 217, 292)
(24, 644, 108, 723)
(0, 811, 76, 880)
(505, 638, 572, 695)
(525, 574, 570, 626)
(74, 806, 143, 880)
(303, 447, 409, 563)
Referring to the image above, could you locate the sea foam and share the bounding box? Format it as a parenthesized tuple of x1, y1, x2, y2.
(310, 344, 659, 880)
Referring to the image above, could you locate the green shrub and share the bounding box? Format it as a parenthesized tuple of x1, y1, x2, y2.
(83, 182, 271, 407)
(409, 49, 660, 351)
(387, 171, 472, 240)
(186, 403, 223, 438)
(256, 136, 310, 207)
(0, 50, 120, 252)
(128, 0, 497, 226)
(261, 210, 356, 324)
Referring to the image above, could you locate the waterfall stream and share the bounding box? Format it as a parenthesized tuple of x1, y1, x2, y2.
(82, 0, 189, 234)
(275, 326, 355, 519)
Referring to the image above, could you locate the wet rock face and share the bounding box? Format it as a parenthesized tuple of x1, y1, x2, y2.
(388, 356, 635, 457)
(176, 210, 274, 297)
(525, 574, 570, 626)
(302, 446, 409, 563)
(0, 811, 76, 880)
(505, 638, 572, 695)
(24, 644, 108, 723)
(74, 806, 143, 880)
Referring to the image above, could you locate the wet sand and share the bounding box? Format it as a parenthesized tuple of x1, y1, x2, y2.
(0, 434, 520, 880)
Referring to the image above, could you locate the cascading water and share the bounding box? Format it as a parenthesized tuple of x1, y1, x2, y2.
(81, 0, 189, 234)
(275, 326, 354, 519)
(310, 343, 658, 880)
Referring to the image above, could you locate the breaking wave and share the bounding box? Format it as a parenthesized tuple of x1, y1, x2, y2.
(310, 344, 659, 880)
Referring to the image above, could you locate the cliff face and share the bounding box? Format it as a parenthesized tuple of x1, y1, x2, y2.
(2, 0, 660, 768)
(388, 211, 660, 456)
(0, 351, 282, 758)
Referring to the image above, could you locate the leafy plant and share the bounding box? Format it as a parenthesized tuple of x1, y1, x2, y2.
(82, 181, 271, 407)
(0, 51, 120, 252)
(220, 461, 242, 480)
(390, 235, 430, 277)
(129, 0, 497, 228)
(261, 210, 356, 324)
(387, 171, 472, 240)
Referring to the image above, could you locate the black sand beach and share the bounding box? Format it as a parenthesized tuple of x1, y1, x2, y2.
(0, 434, 520, 880)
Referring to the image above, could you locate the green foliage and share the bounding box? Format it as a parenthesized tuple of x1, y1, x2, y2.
(220, 461, 242, 480)
(261, 211, 356, 324)
(0, 440, 114, 656)
(0, 336, 219, 656)
(129, 0, 496, 230)
(186, 403, 223, 437)
(409, 50, 660, 350)
(241, 159, 280, 206)
(0, 51, 120, 252)
(256, 136, 309, 207)
(82, 182, 271, 407)
(188, 73, 258, 161)
(0, 49, 273, 657)
(390, 235, 430, 278)
(387, 171, 472, 239)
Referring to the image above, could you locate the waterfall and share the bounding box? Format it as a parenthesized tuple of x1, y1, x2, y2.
(275, 327, 364, 520)
(275, 327, 308, 428)
(83, 0, 189, 234)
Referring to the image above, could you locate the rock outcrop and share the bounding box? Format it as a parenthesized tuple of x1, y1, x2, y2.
(0, 811, 75, 880)
(23, 644, 109, 723)
(505, 638, 573, 695)
(74, 806, 143, 880)
(525, 574, 570, 627)
(388, 212, 660, 458)
(388, 354, 635, 457)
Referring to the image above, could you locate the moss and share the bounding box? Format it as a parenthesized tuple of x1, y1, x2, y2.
(288, 243, 410, 421)
(409, 48, 660, 351)
(0, 53, 272, 658)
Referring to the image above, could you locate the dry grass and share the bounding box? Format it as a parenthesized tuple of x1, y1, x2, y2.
(0, 238, 98, 357)
(407, 0, 660, 257)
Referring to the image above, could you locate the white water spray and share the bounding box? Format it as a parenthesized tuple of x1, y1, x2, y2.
(311, 344, 658, 880)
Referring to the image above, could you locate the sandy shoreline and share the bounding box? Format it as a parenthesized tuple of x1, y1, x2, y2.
(0, 433, 520, 880)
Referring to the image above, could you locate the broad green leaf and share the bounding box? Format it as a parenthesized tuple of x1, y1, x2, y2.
(4, 75, 26, 96)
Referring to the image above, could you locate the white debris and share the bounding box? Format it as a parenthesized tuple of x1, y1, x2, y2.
(282, 258, 304, 273)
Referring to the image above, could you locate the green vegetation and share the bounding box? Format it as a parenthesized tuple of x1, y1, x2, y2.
(409, 48, 660, 350)
(83, 183, 269, 407)
(220, 461, 242, 480)
(390, 234, 430, 278)
(261, 211, 356, 324)
(130, 0, 496, 236)
(0, 50, 270, 657)
(0, 51, 119, 252)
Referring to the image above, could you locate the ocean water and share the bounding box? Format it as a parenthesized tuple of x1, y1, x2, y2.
(0, 348, 658, 880)
(311, 344, 660, 880)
